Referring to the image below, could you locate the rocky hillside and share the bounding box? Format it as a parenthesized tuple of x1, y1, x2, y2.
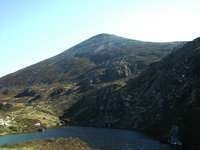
(0, 33, 184, 87)
(0, 34, 187, 147)
(62, 37, 200, 150)
(123, 37, 200, 150)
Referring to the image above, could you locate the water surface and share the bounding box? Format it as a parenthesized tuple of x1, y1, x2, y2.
(0, 126, 178, 150)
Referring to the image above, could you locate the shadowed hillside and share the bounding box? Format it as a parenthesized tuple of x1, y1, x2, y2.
(62, 37, 200, 150)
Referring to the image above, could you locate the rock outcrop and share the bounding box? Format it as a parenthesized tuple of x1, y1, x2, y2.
(14, 88, 36, 98)
(0, 102, 12, 110)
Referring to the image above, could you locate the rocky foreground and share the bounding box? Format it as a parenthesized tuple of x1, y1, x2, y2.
(0, 138, 96, 150)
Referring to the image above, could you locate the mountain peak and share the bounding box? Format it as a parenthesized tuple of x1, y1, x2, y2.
(91, 33, 131, 41)
(53, 33, 133, 58)
(92, 33, 122, 39)
(93, 33, 113, 37)
(51, 33, 185, 64)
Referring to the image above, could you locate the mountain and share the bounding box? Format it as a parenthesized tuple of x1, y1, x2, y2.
(0, 34, 186, 145)
(0, 33, 184, 87)
(62, 37, 200, 149)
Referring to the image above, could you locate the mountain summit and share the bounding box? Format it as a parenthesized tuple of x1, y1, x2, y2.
(54, 33, 135, 57)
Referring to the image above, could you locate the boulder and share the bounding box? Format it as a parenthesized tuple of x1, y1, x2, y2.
(14, 88, 36, 98)
(49, 88, 64, 97)
(0, 102, 12, 110)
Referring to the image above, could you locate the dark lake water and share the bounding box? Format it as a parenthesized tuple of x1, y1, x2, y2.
(0, 126, 179, 150)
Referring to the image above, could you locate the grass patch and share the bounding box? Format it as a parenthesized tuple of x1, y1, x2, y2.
(0, 138, 96, 150)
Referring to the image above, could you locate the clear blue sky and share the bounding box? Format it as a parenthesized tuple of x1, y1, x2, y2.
(0, 0, 200, 77)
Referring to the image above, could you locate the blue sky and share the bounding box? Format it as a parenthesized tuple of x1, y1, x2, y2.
(0, 0, 200, 77)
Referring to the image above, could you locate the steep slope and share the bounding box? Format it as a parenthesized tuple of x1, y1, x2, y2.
(123, 37, 200, 149)
(62, 37, 200, 149)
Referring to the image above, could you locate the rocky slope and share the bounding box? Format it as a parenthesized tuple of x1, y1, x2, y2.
(62, 37, 200, 150)
(123, 37, 200, 150)
(0, 34, 187, 146)
(0, 33, 184, 87)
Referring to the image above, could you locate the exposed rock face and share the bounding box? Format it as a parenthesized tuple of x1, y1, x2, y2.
(28, 95, 42, 103)
(14, 88, 36, 98)
(49, 88, 64, 97)
(103, 62, 132, 80)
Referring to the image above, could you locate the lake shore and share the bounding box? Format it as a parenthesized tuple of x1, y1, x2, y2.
(0, 126, 181, 150)
(0, 137, 96, 150)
